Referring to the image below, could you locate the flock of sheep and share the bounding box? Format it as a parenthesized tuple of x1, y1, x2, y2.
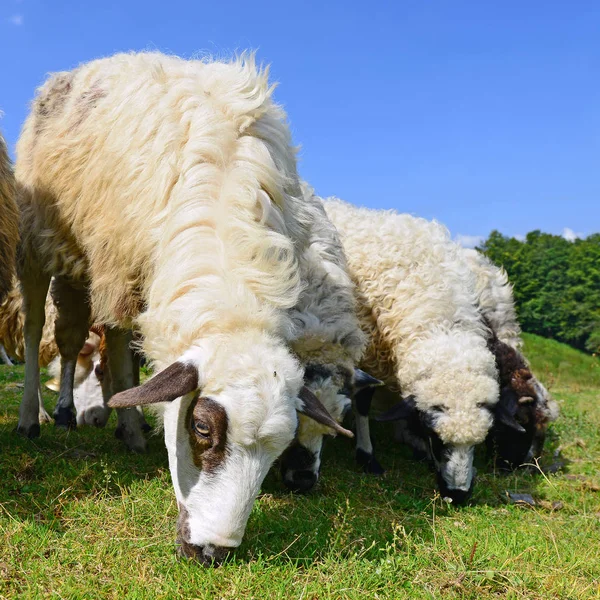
(0, 51, 559, 566)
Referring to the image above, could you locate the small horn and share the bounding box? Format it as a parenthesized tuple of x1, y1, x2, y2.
(497, 411, 526, 434)
(298, 386, 354, 438)
(45, 378, 60, 392)
(518, 396, 535, 405)
(354, 368, 384, 390)
(108, 361, 198, 408)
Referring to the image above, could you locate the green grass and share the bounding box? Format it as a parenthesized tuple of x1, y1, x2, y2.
(1, 335, 599, 599)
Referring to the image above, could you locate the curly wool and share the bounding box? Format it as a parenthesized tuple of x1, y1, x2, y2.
(461, 249, 522, 349)
(16, 51, 312, 369)
(324, 199, 499, 446)
(0, 132, 19, 304)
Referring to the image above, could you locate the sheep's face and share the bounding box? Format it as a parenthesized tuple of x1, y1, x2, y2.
(488, 378, 558, 470)
(46, 332, 111, 428)
(108, 339, 351, 566)
(73, 347, 111, 427)
(279, 366, 380, 493)
(279, 364, 353, 493)
(378, 396, 495, 504)
(165, 386, 298, 565)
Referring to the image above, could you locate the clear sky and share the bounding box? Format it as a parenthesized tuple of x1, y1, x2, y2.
(1, 0, 598, 246)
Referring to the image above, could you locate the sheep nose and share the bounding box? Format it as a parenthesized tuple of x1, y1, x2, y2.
(85, 406, 109, 428)
(284, 469, 318, 494)
(437, 473, 475, 506)
(177, 541, 231, 566)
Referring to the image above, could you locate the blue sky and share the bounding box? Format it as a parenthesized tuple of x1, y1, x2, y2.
(1, 1, 598, 246)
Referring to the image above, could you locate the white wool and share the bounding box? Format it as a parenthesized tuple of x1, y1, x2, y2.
(289, 184, 365, 361)
(324, 199, 499, 446)
(461, 249, 522, 349)
(16, 51, 312, 552)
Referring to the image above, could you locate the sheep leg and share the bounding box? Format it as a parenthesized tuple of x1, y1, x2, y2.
(17, 268, 51, 438)
(105, 327, 147, 453)
(38, 384, 52, 423)
(132, 350, 151, 433)
(354, 387, 385, 475)
(0, 343, 13, 365)
(51, 278, 91, 429)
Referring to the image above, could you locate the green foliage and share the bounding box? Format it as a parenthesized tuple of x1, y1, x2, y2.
(479, 231, 600, 353)
(1, 336, 600, 599)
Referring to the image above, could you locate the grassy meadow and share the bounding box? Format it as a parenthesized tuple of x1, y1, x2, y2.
(0, 333, 599, 599)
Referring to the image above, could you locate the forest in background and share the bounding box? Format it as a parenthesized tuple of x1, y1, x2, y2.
(479, 230, 600, 354)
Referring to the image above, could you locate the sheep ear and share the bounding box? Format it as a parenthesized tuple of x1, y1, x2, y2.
(354, 368, 384, 391)
(375, 395, 417, 422)
(108, 361, 198, 408)
(297, 386, 354, 438)
(496, 410, 526, 433)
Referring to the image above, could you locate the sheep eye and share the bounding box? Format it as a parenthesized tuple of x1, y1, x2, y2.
(431, 405, 445, 413)
(193, 421, 210, 438)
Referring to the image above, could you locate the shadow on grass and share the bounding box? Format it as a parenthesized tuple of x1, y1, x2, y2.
(0, 366, 169, 532)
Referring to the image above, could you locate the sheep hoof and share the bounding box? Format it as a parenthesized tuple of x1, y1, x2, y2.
(38, 409, 52, 424)
(356, 449, 385, 475)
(54, 407, 77, 429)
(16, 423, 41, 439)
(141, 422, 152, 433)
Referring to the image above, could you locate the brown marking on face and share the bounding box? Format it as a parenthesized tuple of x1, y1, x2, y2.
(186, 396, 229, 473)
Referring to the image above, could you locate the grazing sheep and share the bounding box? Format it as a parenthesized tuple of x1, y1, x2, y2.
(16, 52, 345, 564)
(462, 249, 559, 469)
(279, 184, 376, 492)
(324, 199, 500, 504)
(0, 131, 19, 305)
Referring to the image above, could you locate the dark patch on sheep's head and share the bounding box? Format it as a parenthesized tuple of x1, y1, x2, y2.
(377, 396, 476, 504)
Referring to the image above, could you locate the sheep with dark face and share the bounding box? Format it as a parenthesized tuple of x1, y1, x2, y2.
(324, 199, 499, 504)
(461, 249, 559, 469)
(0, 132, 18, 306)
(15, 52, 344, 564)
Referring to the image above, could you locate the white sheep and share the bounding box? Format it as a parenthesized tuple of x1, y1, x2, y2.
(279, 183, 376, 492)
(0, 132, 19, 306)
(15, 51, 345, 564)
(461, 249, 559, 469)
(324, 198, 500, 503)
